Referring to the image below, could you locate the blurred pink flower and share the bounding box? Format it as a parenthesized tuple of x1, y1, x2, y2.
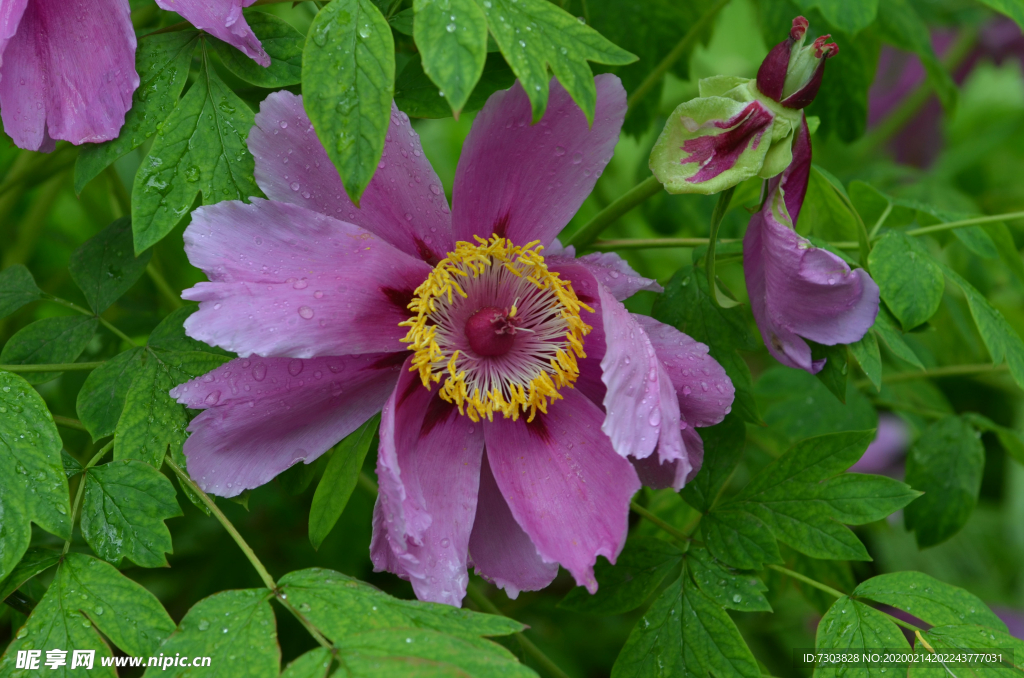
(169, 76, 735, 606)
(851, 413, 910, 474)
(0, 0, 138, 151)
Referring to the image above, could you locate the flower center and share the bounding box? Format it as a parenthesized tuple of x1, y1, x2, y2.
(400, 235, 592, 423)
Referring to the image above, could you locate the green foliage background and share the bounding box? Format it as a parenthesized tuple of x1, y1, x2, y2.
(3, 0, 1024, 676)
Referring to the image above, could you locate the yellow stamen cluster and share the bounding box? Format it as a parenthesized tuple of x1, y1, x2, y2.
(400, 235, 592, 422)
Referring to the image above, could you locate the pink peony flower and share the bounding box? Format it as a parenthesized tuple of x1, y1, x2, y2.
(0, 0, 138, 151)
(155, 0, 269, 66)
(743, 116, 880, 373)
(169, 75, 735, 606)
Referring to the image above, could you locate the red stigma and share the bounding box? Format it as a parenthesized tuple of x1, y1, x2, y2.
(813, 35, 838, 58)
(465, 306, 518, 357)
(790, 16, 809, 41)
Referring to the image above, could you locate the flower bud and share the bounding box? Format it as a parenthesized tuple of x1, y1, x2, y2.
(757, 16, 838, 109)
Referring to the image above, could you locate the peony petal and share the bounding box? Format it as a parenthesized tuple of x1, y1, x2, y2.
(452, 74, 626, 246)
(632, 426, 705, 491)
(0, 0, 138, 150)
(156, 0, 268, 66)
(371, 358, 485, 606)
(180, 199, 432, 358)
(248, 92, 454, 263)
(468, 454, 559, 599)
(634, 315, 735, 429)
(0, 0, 28, 67)
(547, 244, 662, 301)
(595, 284, 684, 464)
(171, 353, 403, 497)
(483, 388, 640, 593)
(546, 261, 607, 407)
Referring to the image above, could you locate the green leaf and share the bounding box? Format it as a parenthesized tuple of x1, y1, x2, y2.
(147, 304, 230, 355)
(0, 548, 61, 602)
(793, 0, 879, 34)
(69, 217, 153, 314)
(303, 0, 395, 205)
(76, 347, 146, 440)
(810, 342, 849, 404)
(395, 52, 516, 118)
(729, 430, 919, 560)
(309, 415, 379, 550)
(144, 589, 279, 678)
(479, 0, 636, 124)
(687, 548, 771, 613)
(875, 0, 956, 110)
(815, 596, 910, 677)
(963, 412, 1024, 466)
(278, 453, 330, 495)
(0, 264, 43, 320)
(0, 371, 71, 582)
(209, 12, 304, 87)
(681, 414, 745, 513)
(702, 509, 783, 570)
(611, 573, 761, 678)
(337, 628, 537, 678)
(1, 552, 175, 676)
(984, 221, 1024, 289)
(940, 263, 1024, 390)
(61, 449, 84, 478)
(848, 331, 882, 391)
(132, 62, 261, 254)
(653, 264, 762, 424)
(754, 367, 877, 446)
(868, 231, 944, 331)
(114, 348, 229, 467)
(389, 7, 415, 35)
(797, 167, 860, 243)
(413, 0, 488, 116)
(75, 31, 200, 194)
(278, 568, 524, 639)
(954, 225, 999, 259)
(558, 536, 683, 615)
(975, 0, 1024, 31)
(904, 415, 984, 548)
(281, 648, 333, 678)
(872, 306, 925, 369)
(0, 316, 98, 385)
(916, 624, 1024, 669)
(81, 460, 183, 568)
(854, 571, 1007, 630)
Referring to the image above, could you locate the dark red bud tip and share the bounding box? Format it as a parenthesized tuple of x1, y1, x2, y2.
(813, 35, 839, 58)
(757, 40, 792, 102)
(790, 16, 809, 40)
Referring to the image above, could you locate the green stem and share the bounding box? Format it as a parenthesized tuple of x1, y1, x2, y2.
(52, 416, 89, 432)
(465, 583, 573, 678)
(629, 501, 691, 545)
(904, 211, 1024, 238)
(881, 363, 1007, 384)
(868, 202, 893, 239)
(767, 564, 845, 599)
(165, 458, 278, 591)
(0, 362, 104, 373)
(565, 175, 663, 249)
(147, 263, 183, 310)
(589, 237, 860, 251)
(358, 470, 379, 496)
(705, 187, 735, 308)
(869, 399, 948, 420)
(47, 296, 138, 347)
(106, 165, 131, 218)
(624, 0, 731, 115)
(63, 441, 114, 556)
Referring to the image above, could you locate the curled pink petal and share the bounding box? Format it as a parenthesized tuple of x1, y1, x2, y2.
(547, 243, 662, 301)
(181, 199, 432, 358)
(248, 92, 454, 263)
(452, 74, 626, 246)
(371, 358, 485, 606)
(156, 0, 269, 66)
(483, 388, 640, 593)
(632, 426, 705, 491)
(469, 454, 559, 599)
(172, 353, 403, 497)
(0, 0, 138, 151)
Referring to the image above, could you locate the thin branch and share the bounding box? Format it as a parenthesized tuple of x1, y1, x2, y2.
(767, 564, 845, 599)
(589, 237, 860, 251)
(625, 0, 731, 115)
(629, 501, 692, 545)
(565, 175, 663, 248)
(880, 363, 1007, 385)
(905, 211, 1024, 237)
(63, 441, 114, 556)
(165, 458, 277, 591)
(465, 583, 573, 678)
(46, 296, 139, 347)
(52, 416, 89, 433)
(0, 362, 104, 373)
(705, 186, 735, 308)
(147, 263, 184, 310)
